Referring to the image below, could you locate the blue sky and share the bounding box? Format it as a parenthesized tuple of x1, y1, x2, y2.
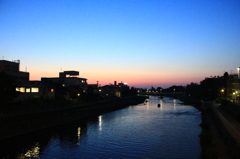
(1, 0, 240, 88)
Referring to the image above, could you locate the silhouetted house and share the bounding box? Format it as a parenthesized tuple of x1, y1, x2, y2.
(117, 82, 130, 92)
(41, 71, 87, 99)
(41, 71, 87, 90)
(99, 81, 129, 97)
(88, 84, 99, 94)
(14, 81, 55, 101)
(99, 84, 119, 97)
(136, 88, 147, 94)
(0, 59, 29, 82)
(230, 74, 239, 90)
(228, 72, 240, 101)
(67, 86, 85, 100)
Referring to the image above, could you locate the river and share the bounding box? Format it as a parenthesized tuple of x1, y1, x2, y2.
(1, 96, 202, 158)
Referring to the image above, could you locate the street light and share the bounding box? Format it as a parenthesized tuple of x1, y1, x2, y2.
(233, 92, 236, 102)
(220, 89, 224, 97)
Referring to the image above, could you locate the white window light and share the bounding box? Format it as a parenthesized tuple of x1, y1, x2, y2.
(31, 87, 39, 93)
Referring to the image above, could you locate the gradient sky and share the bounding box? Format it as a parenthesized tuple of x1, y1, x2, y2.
(1, 0, 240, 88)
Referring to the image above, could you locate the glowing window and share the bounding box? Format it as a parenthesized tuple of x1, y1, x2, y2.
(50, 89, 54, 92)
(31, 87, 39, 93)
(20, 87, 25, 92)
(26, 88, 31, 93)
(16, 87, 25, 92)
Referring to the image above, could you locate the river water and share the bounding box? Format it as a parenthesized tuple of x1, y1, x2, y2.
(1, 96, 202, 158)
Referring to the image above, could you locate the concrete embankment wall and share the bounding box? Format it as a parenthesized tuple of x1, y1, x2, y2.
(0, 96, 147, 140)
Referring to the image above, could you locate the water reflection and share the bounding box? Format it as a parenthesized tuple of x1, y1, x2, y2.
(77, 127, 81, 145)
(98, 115, 102, 131)
(25, 142, 40, 158)
(0, 97, 201, 159)
(173, 98, 176, 106)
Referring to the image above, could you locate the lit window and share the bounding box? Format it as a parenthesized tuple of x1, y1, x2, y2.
(16, 87, 25, 92)
(20, 87, 25, 92)
(26, 88, 31, 93)
(81, 80, 85, 83)
(50, 89, 54, 92)
(31, 87, 39, 93)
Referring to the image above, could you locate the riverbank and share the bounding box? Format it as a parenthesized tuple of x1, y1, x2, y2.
(179, 95, 238, 159)
(0, 96, 147, 140)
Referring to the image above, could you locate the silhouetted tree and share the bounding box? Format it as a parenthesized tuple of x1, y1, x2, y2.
(223, 72, 229, 97)
(185, 83, 202, 99)
(200, 77, 222, 100)
(164, 85, 185, 93)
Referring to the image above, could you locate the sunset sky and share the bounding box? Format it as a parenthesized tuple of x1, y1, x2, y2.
(1, 0, 240, 88)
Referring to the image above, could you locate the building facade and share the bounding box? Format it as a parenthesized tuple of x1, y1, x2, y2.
(0, 60, 29, 82)
(15, 81, 55, 101)
(41, 71, 88, 90)
(98, 81, 129, 97)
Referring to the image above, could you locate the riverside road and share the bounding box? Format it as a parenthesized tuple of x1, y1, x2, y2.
(211, 103, 240, 155)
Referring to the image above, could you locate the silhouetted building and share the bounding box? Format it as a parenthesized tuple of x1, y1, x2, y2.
(41, 70, 87, 90)
(0, 59, 29, 82)
(15, 81, 55, 101)
(98, 81, 129, 97)
(88, 84, 99, 94)
(228, 72, 240, 102)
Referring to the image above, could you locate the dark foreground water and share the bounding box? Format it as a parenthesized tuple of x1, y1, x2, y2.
(1, 96, 202, 159)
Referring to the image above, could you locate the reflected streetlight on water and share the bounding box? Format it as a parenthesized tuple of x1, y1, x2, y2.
(77, 127, 81, 145)
(99, 115, 103, 131)
(20, 142, 40, 158)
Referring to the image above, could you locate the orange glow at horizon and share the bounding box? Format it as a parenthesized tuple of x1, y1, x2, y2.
(29, 68, 203, 88)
